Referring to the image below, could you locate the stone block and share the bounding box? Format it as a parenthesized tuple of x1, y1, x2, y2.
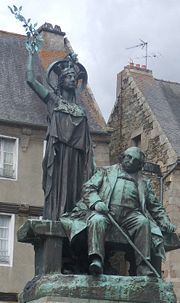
(172, 281, 180, 303)
(150, 128, 160, 139)
(19, 274, 177, 303)
(28, 297, 129, 303)
(168, 251, 180, 278)
(17, 220, 65, 275)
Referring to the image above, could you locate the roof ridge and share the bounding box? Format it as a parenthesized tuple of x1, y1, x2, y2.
(155, 78, 180, 85)
(0, 30, 25, 38)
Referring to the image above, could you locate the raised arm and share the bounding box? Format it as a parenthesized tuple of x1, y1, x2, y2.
(26, 51, 49, 102)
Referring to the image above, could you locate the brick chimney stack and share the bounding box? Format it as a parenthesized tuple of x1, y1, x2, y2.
(127, 63, 152, 76)
(37, 23, 67, 68)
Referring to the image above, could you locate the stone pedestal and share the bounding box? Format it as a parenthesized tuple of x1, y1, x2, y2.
(17, 219, 179, 303)
(19, 274, 176, 303)
(17, 219, 65, 275)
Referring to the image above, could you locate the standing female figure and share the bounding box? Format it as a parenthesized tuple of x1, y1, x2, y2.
(27, 52, 95, 220)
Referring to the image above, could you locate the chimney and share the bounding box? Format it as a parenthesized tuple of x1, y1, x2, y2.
(127, 62, 152, 75)
(38, 22, 65, 36)
(37, 22, 66, 53)
(129, 62, 134, 68)
(135, 63, 140, 68)
(37, 23, 67, 68)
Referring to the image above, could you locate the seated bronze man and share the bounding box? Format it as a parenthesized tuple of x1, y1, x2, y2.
(61, 147, 176, 276)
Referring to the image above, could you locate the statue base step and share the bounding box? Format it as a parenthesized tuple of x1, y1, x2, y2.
(27, 297, 147, 303)
(19, 274, 176, 303)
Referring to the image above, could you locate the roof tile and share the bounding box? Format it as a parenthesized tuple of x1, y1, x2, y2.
(131, 70, 180, 156)
(0, 30, 107, 133)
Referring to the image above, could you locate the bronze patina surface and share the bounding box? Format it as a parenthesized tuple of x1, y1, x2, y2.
(61, 147, 176, 276)
(19, 274, 176, 303)
(26, 50, 95, 220)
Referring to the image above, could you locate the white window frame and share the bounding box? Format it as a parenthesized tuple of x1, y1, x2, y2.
(0, 213, 15, 267)
(0, 135, 19, 181)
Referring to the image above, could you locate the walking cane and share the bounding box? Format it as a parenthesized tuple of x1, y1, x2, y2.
(107, 213, 160, 278)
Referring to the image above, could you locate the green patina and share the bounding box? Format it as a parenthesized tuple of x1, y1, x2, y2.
(20, 274, 176, 303)
(60, 146, 176, 276)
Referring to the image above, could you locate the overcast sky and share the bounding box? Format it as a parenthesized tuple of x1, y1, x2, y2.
(1, 0, 180, 120)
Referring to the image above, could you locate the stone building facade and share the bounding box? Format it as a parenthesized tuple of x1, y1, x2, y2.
(108, 63, 180, 299)
(0, 24, 110, 301)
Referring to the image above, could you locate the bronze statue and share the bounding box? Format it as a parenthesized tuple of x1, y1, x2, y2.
(61, 147, 176, 276)
(26, 51, 95, 220)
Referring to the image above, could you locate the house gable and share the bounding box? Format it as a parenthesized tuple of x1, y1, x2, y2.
(108, 64, 179, 168)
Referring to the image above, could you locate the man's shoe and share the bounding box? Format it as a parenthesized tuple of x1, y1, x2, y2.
(89, 258, 103, 275)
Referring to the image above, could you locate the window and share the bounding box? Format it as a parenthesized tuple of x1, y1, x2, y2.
(132, 134, 141, 147)
(0, 136, 18, 179)
(0, 213, 15, 266)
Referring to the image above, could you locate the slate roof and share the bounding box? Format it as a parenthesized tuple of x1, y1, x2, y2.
(0, 30, 107, 133)
(130, 69, 180, 156)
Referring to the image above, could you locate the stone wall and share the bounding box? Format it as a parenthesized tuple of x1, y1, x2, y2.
(92, 133, 110, 167)
(108, 67, 177, 168)
(162, 168, 180, 300)
(0, 124, 45, 206)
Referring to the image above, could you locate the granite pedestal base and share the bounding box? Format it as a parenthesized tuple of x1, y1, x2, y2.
(19, 274, 176, 303)
(17, 220, 179, 303)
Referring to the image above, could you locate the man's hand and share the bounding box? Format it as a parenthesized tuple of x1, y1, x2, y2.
(161, 222, 176, 233)
(167, 223, 176, 233)
(95, 202, 109, 214)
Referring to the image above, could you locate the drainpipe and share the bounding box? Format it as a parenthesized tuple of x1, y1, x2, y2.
(160, 159, 180, 204)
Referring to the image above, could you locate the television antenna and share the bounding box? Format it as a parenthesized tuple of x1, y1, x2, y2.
(126, 39, 148, 67)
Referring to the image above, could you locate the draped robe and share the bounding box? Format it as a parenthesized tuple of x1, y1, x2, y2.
(43, 93, 94, 220)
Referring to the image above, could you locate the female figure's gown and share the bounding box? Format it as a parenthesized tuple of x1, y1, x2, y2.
(43, 93, 94, 220)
